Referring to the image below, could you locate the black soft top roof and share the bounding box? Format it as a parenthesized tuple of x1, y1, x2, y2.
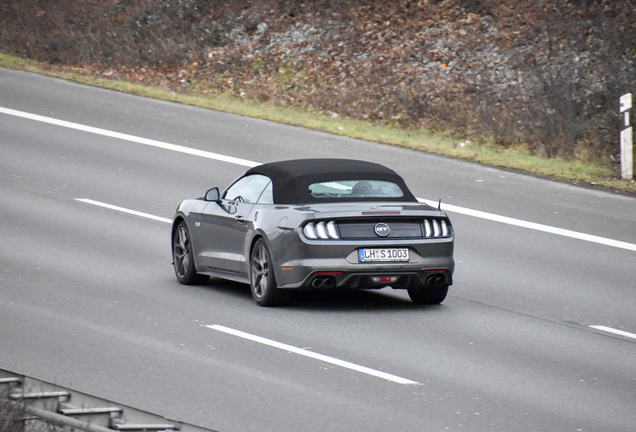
(245, 158, 417, 204)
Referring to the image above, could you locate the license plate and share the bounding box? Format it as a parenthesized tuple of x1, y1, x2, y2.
(359, 248, 409, 262)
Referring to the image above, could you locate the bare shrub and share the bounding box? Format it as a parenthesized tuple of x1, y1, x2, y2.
(0, 390, 25, 432)
(514, 0, 636, 160)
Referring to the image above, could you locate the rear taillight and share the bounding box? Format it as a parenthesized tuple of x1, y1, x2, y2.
(423, 219, 451, 238)
(303, 221, 340, 240)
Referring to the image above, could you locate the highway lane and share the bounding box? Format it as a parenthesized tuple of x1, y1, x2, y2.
(1, 67, 635, 431)
(2, 68, 635, 328)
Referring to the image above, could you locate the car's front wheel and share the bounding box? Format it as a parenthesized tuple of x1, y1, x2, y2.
(250, 239, 290, 306)
(173, 222, 207, 285)
(407, 285, 448, 305)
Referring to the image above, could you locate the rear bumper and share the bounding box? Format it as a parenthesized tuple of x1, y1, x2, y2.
(276, 259, 454, 290)
(298, 269, 452, 290)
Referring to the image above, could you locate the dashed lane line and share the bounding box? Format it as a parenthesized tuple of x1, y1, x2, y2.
(206, 324, 419, 385)
(589, 325, 636, 340)
(75, 198, 171, 224)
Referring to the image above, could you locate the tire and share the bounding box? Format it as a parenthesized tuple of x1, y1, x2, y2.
(407, 285, 449, 305)
(173, 222, 208, 285)
(250, 239, 290, 306)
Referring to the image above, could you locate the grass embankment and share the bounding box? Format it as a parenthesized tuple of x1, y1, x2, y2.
(2, 52, 634, 195)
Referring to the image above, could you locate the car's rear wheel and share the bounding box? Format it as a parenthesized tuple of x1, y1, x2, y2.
(250, 239, 289, 306)
(407, 285, 449, 305)
(173, 222, 207, 285)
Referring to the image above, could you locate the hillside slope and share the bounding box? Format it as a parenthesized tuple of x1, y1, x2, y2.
(1, 0, 635, 171)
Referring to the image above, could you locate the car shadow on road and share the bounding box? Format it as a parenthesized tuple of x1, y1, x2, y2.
(288, 289, 448, 312)
(200, 278, 449, 312)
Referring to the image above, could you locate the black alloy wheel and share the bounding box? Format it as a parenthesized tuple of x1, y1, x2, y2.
(173, 222, 207, 285)
(250, 239, 290, 306)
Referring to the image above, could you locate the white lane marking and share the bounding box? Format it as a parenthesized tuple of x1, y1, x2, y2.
(0, 106, 258, 168)
(206, 324, 419, 385)
(75, 198, 171, 224)
(419, 198, 636, 253)
(589, 325, 636, 340)
(4, 106, 635, 252)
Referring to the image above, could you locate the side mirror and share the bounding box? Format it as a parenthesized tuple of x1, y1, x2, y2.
(204, 187, 220, 202)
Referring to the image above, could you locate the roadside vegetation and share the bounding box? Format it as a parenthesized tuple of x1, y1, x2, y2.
(0, 390, 24, 432)
(1, 0, 635, 194)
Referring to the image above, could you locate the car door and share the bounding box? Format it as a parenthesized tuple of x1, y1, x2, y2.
(200, 174, 271, 275)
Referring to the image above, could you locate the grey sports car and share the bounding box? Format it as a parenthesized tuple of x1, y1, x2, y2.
(172, 159, 454, 306)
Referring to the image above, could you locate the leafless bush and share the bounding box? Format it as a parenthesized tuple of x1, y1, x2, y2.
(514, 0, 635, 160)
(0, 389, 25, 432)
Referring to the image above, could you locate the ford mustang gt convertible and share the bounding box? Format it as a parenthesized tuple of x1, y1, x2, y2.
(172, 159, 455, 306)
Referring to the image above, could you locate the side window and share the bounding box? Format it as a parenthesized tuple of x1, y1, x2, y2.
(223, 174, 271, 204)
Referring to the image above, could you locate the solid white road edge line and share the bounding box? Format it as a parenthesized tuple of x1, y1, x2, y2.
(206, 324, 419, 385)
(0, 106, 258, 168)
(418, 199, 636, 252)
(75, 198, 172, 224)
(589, 325, 636, 340)
(5, 106, 635, 252)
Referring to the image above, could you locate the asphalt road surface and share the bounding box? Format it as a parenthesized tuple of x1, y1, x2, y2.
(1, 67, 635, 432)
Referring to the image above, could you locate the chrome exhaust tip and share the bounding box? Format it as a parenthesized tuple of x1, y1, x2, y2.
(323, 277, 336, 289)
(311, 278, 325, 288)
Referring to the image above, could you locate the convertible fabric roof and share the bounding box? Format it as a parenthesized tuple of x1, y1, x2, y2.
(245, 158, 417, 204)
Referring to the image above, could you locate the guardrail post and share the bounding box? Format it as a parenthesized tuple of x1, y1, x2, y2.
(620, 93, 633, 180)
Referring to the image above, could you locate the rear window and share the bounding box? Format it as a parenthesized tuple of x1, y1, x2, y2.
(309, 180, 404, 199)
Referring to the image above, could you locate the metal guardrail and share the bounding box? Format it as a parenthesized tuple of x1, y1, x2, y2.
(0, 368, 218, 432)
